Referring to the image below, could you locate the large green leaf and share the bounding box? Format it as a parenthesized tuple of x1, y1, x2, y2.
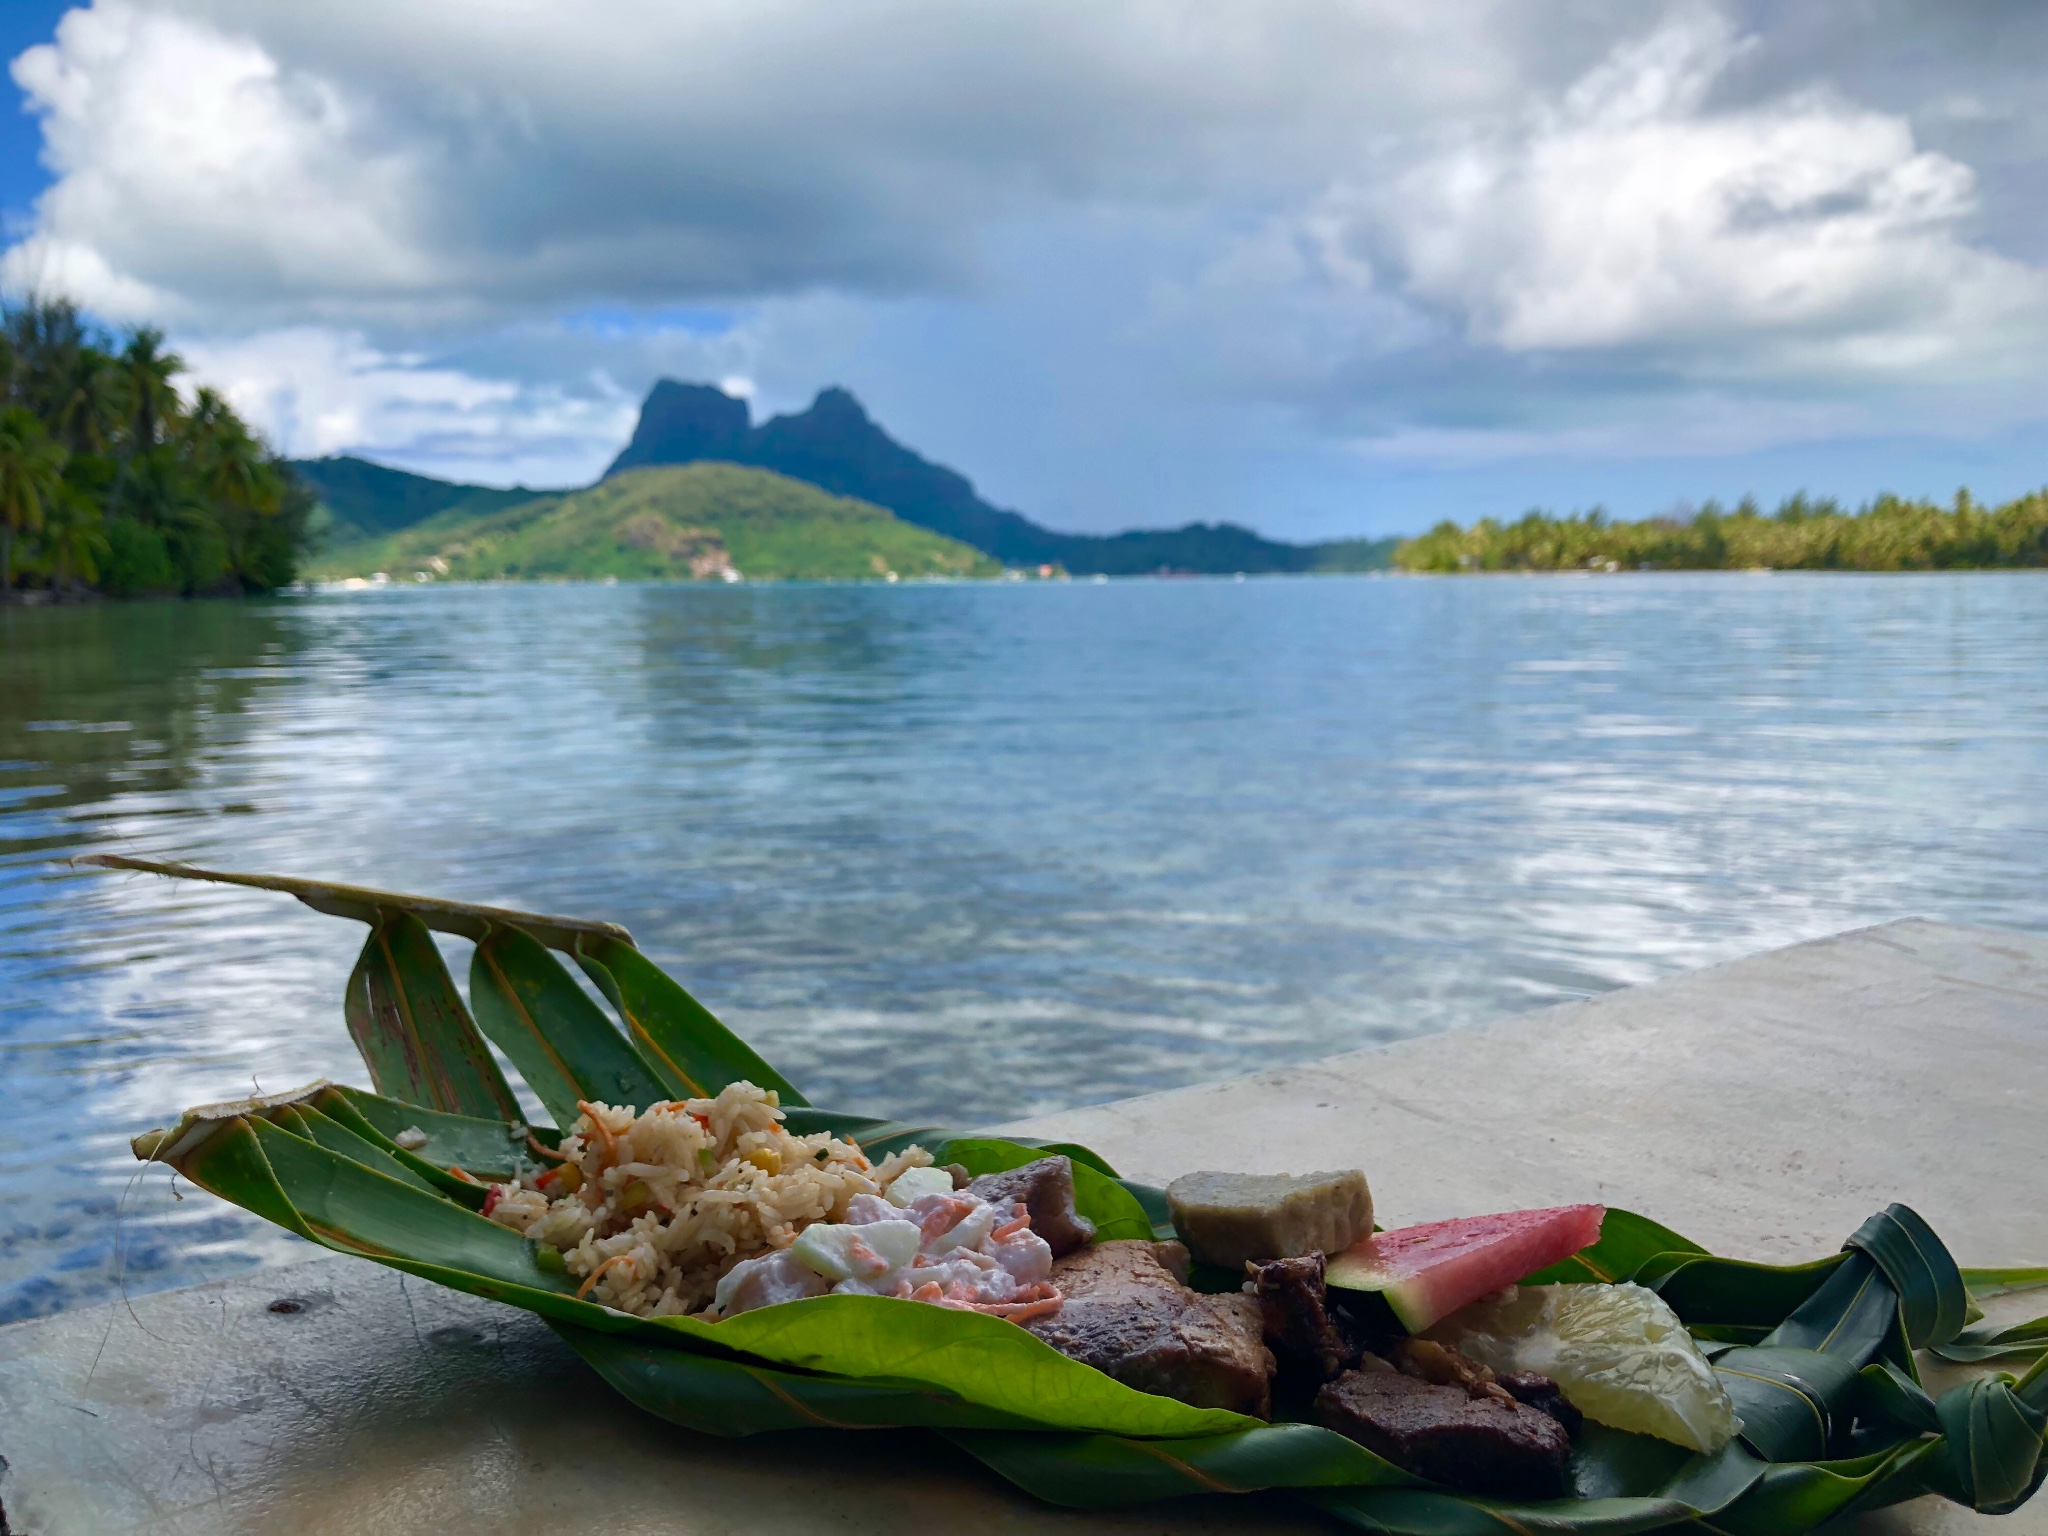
(556, 1321, 1049, 1434)
(344, 912, 522, 1120)
(574, 934, 806, 1104)
(468, 925, 668, 1127)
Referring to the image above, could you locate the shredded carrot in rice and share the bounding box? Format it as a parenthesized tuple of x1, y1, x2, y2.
(576, 1252, 638, 1300)
(576, 1101, 621, 1167)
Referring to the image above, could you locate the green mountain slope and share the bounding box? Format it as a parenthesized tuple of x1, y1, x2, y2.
(292, 455, 552, 543)
(308, 463, 999, 582)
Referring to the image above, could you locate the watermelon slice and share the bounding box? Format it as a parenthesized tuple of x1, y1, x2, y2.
(1325, 1204, 1606, 1332)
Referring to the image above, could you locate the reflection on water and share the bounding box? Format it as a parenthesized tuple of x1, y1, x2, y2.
(4, 574, 2047, 1321)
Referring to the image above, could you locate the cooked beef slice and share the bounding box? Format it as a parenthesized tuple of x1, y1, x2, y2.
(969, 1157, 1097, 1257)
(1248, 1252, 1356, 1381)
(1498, 1372, 1583, 1436)
(1165, 1170, 1373, 1270)
(1316, 1368, 1571, 1499)
(1026, 1239, 1274, 1417)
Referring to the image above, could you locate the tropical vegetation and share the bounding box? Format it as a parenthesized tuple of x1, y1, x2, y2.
(1395, 490, 2048, 573)
(0, 299, 313, 600)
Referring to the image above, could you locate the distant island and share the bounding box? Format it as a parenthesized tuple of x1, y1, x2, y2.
(301, 380, 1400, 582)
(313, 462, 998, 584)
(1395, 492, 2048, 573)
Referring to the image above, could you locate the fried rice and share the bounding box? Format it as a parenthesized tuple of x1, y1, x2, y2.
(482, 1080, 930, 1316)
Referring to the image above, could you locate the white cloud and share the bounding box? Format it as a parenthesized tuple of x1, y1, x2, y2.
(177, 328, 635, 485)
(5, 2, 428, 321)
(1344, 7, 2048, 377)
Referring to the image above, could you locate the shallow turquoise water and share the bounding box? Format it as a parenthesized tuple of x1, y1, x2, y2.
(3, 573, 2045, 1321)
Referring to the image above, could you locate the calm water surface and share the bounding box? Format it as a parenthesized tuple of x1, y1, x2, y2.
(3, 574, 2046, 1321)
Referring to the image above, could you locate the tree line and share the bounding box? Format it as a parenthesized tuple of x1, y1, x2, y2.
(1394, 489, 2048, 573)
(0, 299, 313, 601)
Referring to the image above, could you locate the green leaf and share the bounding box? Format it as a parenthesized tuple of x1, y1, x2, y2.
(1529, 1208, 1705, 1285)
(265, 1102, 443, 1196)
(1935, 1374, 2048, 1512)
(936, 1138, 1156, 1241)
(1762, 1252, 1902, 1366)
(556, 1321, 1047, 1435)
(74, 853, 633, 952)
(574, 934, 806, 1104)
(1636, 1251, 1845, 1331)
(1844, 1204, 1968, 1349)
(1115, 1179, 1177, 1241)
(344, 911, 522, 1120)
(947, 1423, 1415, 1507)
(467, 925, 667, 1127)
(778, 1107, 962, 1158)
(324, 1084, 536, 1179)
(1712, 1346, 1863, 1462)
(1860, 1361, 1941, 1434)
(1934, 1315, 2048, 1365)
(1964, 1267, 2048, 1300)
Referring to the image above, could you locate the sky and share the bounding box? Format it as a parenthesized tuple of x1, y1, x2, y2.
(3, 1, 2046, 540)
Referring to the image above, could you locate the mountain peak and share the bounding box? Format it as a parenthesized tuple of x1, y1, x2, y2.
(807, 386, 870, 423)
(597, 377, 1345, 574)
(606, 380, 751, 476)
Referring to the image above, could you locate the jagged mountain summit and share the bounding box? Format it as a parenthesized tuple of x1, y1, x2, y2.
(607, 381, 1390, 575)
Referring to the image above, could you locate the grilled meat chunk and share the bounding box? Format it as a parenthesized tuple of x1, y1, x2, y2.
(1248, 1252, 1356, 1381)
(1316, 1366, 1571, 1499)
(1498, 1371, 1583, 1436)
(969, 1157, 1096, 1258)
(1026, 1239, 1274, 1417)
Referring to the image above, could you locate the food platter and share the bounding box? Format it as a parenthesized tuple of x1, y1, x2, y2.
(92, 855, 2048, 1532)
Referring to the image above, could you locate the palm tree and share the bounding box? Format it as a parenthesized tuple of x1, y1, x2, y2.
(49, 347, 122, 456)
(43, 483, 108, 591)
(0, 405, 67, 593)
(3, 299, 90, 419)
(185, 388, 271, 509)
(118, 327, 183, 450)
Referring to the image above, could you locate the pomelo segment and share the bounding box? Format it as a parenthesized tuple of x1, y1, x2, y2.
(1325, 1204, 1605, 1332)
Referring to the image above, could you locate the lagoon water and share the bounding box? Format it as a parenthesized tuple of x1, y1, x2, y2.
(3, 573, 2047, 1322)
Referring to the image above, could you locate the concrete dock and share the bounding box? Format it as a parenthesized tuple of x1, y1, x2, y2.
(1, 918, 2043, 1534)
